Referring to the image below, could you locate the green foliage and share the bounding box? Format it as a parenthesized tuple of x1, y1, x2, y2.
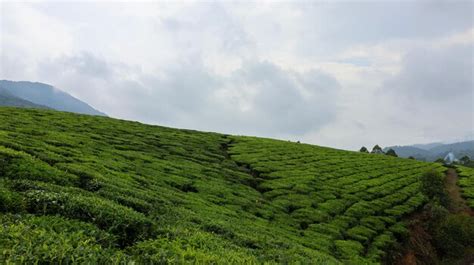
(0, 183, 24, 212)
(334, 240, 364, 260)
(460, 155, 470, 165)
(432, 214, 474, 258)
(0, 214, 128, 264)
(371, 145, 384, 154)
(0, 107, 446, 264)
(420, 169, 449, 207)
(457, 165, 474, 207)
(359, 146, 369, 153)
(385, 149, 398, 157)
(128, 229, 259, 264)
(366, 231, 395, 261)
(23, 189, 154, 246)
(230, 136, 442, 263)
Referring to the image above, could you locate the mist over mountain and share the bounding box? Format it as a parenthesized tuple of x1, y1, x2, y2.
(385, 141, 474, 161)
(411, 142, 444, 151)
(0, 80, 106, 116)
(0, 88, 50, 109)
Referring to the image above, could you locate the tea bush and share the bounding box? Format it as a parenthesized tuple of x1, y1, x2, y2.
(0, 214, 129, 264)
(457, 165, 474, 207)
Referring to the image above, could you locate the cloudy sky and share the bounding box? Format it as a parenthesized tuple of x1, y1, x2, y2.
(1, 1, 473, 150)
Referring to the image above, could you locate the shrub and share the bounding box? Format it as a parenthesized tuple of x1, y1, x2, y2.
(0, 185, 24, 212)
(127, 230, 258, 264)
(0, 214, 129, 264)
(334, 240, 364, 260)
(0, 150, 75, 185)
(433, 214, 474, 258)
(24, 190, 155, 246)
(460, 155, 470, 165)
(367, 231, 395, 260)
(346, 226, 377, 244)
(385, 149, 398, 157)
(420, 169, 449, 207)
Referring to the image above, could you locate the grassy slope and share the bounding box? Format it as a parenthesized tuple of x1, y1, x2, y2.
(0, 107, 444, 264)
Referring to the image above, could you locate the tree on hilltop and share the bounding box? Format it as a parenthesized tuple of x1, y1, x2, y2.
(371, 145, 384, 154)
(460, 155, 470, 165)
(386, 149, 398, 157)
(359, 146, 369, 153)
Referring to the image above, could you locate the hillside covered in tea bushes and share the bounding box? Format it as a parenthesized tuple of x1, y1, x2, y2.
(0, 107, 447, 264)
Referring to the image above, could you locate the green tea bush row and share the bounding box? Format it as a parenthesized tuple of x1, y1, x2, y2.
(456, 165, 474, 207)
(0, 214, 129, 264)
(228, 136, 443, 262)
(23, 189, 155, 246)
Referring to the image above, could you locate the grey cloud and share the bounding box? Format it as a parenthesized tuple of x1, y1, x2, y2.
(323, 1, 472, 41)
(38, 52, 113, 79)
(383, 43, 473, 104)
(295, 1, 473, 58)
(61, 52, 112, 78)
(39, 52, 340, 137)
(377, 43, 473, 142)
(0, 54, 29, 80)
(136, 60, 221, 124)
(204, 61, 340, 136)
(160, 3, 254, 55)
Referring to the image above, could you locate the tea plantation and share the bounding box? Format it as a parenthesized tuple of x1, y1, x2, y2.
(457, 166, 474, 208)
(0, 107, 446, 264)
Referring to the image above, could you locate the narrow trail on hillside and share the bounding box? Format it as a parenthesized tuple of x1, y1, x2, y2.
(395, 168, 474, 265)
(445, 168, 474, 216)
(220, 136, 267, 195)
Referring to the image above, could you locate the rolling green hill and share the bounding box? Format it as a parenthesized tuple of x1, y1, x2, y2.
(0, 107, 446, 264)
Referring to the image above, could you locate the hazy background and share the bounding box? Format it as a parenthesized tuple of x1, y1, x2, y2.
(1, 1, 473, 150)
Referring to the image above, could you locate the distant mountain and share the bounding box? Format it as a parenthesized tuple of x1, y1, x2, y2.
(383, 146, 431, 160)
(411, 142, 444, 151)
(0, 88, 50, 109)
(0, 80, 106, 116)
(385, 141, 474, 161)
(429, 141, 474, 159)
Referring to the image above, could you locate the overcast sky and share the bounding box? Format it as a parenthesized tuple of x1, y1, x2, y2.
(1, 1, 473, 150)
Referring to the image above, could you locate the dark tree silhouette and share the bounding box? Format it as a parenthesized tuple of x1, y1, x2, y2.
(371, 145, 384, 154)
(386, 149, 398, 157)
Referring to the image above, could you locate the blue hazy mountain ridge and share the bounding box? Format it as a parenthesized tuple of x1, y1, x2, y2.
(385, 141, 474, 161)
(0, 80, 106, 116)
(0, 88, 51, 109)
(411, 142, 444, 150)
(383, 146, 431, 159)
